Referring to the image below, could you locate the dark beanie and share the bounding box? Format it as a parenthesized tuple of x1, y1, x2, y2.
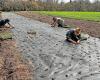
(4, 19, 10, 23)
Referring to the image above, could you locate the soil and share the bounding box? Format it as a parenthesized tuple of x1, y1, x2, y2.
(0, 13, 34, 80)
(0, 40, 34, 80)
(3, 12, 100, 80)
(16, 11, 100, 38)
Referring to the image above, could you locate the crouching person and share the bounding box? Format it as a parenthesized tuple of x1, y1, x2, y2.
(51, 17, 65, 27)
(66, 28, 81, 44)
(0, 19, 14, 28)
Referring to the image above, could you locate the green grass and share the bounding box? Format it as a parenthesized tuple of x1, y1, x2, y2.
(0, 32, 12, 40)
(33, 11, 100, 22)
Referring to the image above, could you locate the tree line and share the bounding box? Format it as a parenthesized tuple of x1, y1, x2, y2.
(0, 0, 100, 11)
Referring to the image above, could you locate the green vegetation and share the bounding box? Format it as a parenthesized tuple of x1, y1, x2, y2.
(34, 11, 100, 22)
(0, 32, 12, 40)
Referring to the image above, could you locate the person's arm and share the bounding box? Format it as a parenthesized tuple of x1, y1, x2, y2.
(66, 34, 77, 44)
(8, 22, 11, 26)
(76, 34, 81, 40)
(51, 21, 57, 27)
(75, 34, 81, 44)
(7, 22, 14, 28)
(68, 38, 78, 44)
(68, 35, 80, 44)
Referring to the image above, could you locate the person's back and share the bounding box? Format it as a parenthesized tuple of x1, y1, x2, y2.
(66, 29, 75, 40)
(0, 20, 5, 27)
(51, 17, 65, 27)
(57, 18, 64, 27)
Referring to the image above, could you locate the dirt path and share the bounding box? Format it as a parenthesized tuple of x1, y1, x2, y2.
(2, 12, 100, 80)
(17, 11, 100, 38)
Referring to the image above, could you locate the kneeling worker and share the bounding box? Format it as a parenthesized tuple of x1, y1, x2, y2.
(51, 17, 65, 27)
(66, 28, 81, 44)
(0, 19, 14, 28)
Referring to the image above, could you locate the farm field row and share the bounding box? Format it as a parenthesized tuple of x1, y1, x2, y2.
(33, 11, 100, 22)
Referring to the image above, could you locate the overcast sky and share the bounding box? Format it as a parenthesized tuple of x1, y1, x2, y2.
(61, 0, 96, 3)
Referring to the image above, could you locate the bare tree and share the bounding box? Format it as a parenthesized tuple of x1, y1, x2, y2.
(0, 0, 100, 11)
(0, 0, 5, 8)
(70, 0, 72, 3)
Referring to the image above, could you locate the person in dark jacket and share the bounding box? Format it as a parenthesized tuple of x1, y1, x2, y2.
(0, 19, 13, 28)
(66, 28, 81, 44)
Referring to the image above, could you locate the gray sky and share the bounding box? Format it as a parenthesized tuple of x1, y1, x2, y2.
(61, 0, 95, 3)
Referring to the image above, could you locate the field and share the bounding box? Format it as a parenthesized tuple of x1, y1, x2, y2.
(14, 11, 100, 80)
(17, 11, 100, 38)
(34, 11, 100, 22)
